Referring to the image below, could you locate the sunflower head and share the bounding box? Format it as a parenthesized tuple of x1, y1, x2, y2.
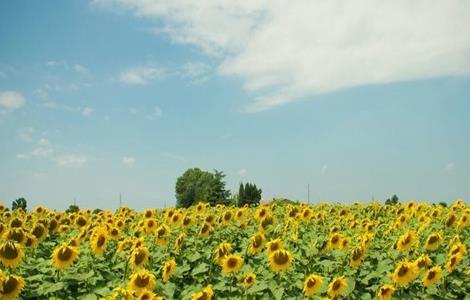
(303, 274, 323, 297)
(266, 239, 283, 255)
(0, 241, 24, 268)
(446, 253, 463, 272)
(162, 259, 176, 283)
(328, 276, 348, 298)
(51, 244, 79, 270)
(423, 266, 442, 287)
(128, 269, 157, 294)
(191, 286, 213, 300)
(268, 249, 293, 272)
(377, 284, 395, 300)
(129, 246, 149, 270)
(242, 273, 256, 289)
(425, 232, 442, 251)
(0, 274, 25, 300)
(391, 261, 419, 286)
(214, 242, 232, 265)
(222, 255, 243, 274)
(415, 255, 432, 269)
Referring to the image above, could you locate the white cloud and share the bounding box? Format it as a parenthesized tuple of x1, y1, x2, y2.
(445, 162, 454, 171)
(122, 156, 136, 167)
(321, 164, 328, 174)
(30, 139, 53, 157)
(238, 169, 247, 176)
(95, 0, 470, 112)
(73, 64, 89, 75)
(177, 62, 211, 83)
(119, 66, 165, 85)
(17, 127, 35, 143)
(16, 153, 29, 160)
(57, 155, 87, 168)
(82, 106, 94, 117)
(0, 90, 25, 112)
(146, 105, 162, 120)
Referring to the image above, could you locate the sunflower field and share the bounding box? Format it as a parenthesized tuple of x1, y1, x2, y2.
(0, 199, 469, 300)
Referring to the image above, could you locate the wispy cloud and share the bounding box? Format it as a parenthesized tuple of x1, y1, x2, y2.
(321, 164, 328, 174)
(119, 66, 165, 85)
(73, 64, 90, 75)
(122, 156, 136, 167)
(56, 155, 87, 168)
(238, 169, 247, 176)
(0, 90, 25, 113)
(445, 162, 454, 171)
(146, 105, 163, 120)
(161, 152, 186, 162)
(95, 0, 470, 112)
(82, 106, 94, 117)
(17, 127, 35, 143)
(177, 62, 211, 84)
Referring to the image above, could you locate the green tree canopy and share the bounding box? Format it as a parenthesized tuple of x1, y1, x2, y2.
(238, 182, 262, 207)
(175, 168, 231, 208)
(12, 197, 27, 211)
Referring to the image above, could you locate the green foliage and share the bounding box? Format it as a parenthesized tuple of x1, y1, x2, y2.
(12, 197, 27, 211)
(238, 182, 262, 206)
(175, 168, 231, 208)
(385, 194, 399, 205)
(438, 201, 448, 207)
(66, 205, 80, 214)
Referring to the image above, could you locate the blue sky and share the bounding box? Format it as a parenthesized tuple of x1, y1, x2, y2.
(1, 0, 470, 210)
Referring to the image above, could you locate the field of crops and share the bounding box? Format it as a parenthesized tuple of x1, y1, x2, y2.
(0, 199, 468, 300)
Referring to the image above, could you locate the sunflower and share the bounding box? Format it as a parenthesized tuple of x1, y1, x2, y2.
(182, 215, 192, 227)
(425, 232, 442, 251)
(213, 242, 232, 265)
(108, 286, 133, 300)
(222, 255, 243, 274)
(445, 213, 456, 227)
(222, 211, 233, 224)
(162, 259, 176, 283)
(449, 242, 466, 257)
(248, 233, 265, 254)
(51, 244, 79, 270)
(242, 273, 256, 289)
(446, 253, 463, 272)
(4, 228, 26, 244)
(377, 284, 395, 300)
(0, 242, 24, 268)
(396, 231, 416, 252)
(109, 227, 121, 240)
(0, 274, 25, 300)
(254, 207, 268, 221)
(268, 249, 293, 272)
(328, 233, 344, 250)
(155, 225, 169, 246)
(266, 239, 283, 255)
(328, 276, 348, 298)
(199, 222, 213, 238)
(136, 289, 157, 300)
(128, 269, 156, 294)
(144, 218, 158, 234)
(423, 266, 442, 287)
(415, 255, 432, 270)
(191, 286, 213, 300)
(391, 261, 419, 286)
(90, 228, 108, 256)
(350, 245, 365, 268)
(170, 212, 183, 226)
(303, 274, 323, 297)
(129, 246, 149, 270)
(174, 232, 185, 251)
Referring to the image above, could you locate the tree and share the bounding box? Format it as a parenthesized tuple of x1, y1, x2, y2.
(238, 182, 262, 207)
(385, 194, 399, 205)
(438, 201, 448, 207)
(66, 205, 80, 214)
(175, 168, 231, 208)
(12, 198, 27, 211)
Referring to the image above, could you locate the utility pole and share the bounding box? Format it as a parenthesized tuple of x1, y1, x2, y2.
(119, 192, 122, 208)
(73, 197, 76, 206)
